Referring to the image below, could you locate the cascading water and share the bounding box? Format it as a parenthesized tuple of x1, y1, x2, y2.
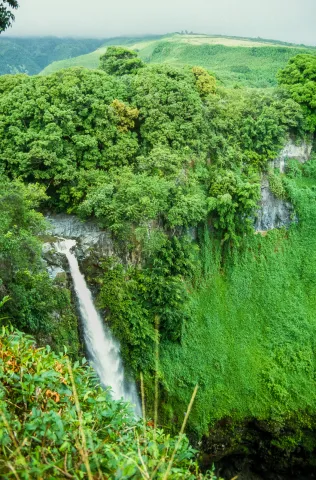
(55, 239, 141, 415)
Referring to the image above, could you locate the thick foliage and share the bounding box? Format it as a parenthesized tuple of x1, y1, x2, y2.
(131, 65, 207, 153)
(205, 88, 304, 169)
(191, 67, 216, 97)
(0, 68, 138, 196)
(161, 158, 316, 446)
(97, 235, 198, 372)
(0, 0, 18, 33)
(0, 326, 217, 479)
(0, 177, 80, 355)
(0, 44, 315, 472)
(78, 166, 207, 235)
(0, 54, 306, 374)
(208, 169, 260, 242)
(278, 54, 316, 131)
(100, 46, 145, 76)
(204, 87, 302, 241)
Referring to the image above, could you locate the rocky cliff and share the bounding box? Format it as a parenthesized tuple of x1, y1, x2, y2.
(256, 138, 313, 231)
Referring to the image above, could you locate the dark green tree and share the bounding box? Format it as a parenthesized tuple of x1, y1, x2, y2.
(99, 46, 144, 76)
(277, 54, 316, 131)
(0, 0, 18, 33)
(0, 68, 139, 206)
(0, 177, 79, 350)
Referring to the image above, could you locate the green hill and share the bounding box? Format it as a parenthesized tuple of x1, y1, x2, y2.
(40, 34, 316, 87)
(0, 37, 108, 75)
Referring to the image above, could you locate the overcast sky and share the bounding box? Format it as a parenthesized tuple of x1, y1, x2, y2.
(3, 0, 316, 45)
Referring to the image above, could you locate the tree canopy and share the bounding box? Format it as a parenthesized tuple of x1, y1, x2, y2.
(99, 46, 144, 76)
(0, 0, 18, 33)
(278, 53, 316, 131)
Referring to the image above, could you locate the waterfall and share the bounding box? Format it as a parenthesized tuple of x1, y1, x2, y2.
(55, 239, 141, 415)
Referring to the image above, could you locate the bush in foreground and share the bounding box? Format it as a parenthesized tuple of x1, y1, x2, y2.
(0, 322, 218, 479)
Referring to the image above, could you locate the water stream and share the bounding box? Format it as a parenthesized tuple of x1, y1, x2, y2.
(55, 238, 141, 415)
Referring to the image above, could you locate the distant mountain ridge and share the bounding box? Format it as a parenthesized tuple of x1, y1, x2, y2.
(0, 37, 107, 75)
(1, 33, 315, 88)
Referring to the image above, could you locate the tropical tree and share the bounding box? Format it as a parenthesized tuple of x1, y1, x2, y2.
(0, 0, 18, 33)
(0, 68, 139, 205)
(99, 46, 144, 76)
(277, 54, 316, 131)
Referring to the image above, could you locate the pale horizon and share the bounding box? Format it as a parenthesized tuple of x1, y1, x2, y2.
(2, 0, 316, 46)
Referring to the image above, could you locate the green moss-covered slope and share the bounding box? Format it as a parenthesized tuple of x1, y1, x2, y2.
(162, 173, 316, 434)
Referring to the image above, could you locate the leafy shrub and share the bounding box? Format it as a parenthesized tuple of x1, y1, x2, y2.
(131, 64, 207, 153)
(278, 54, 316, 131)
(0, 325, 217, 479)
(302, 156, 316, 178)
(285, 159, 303, 179)
(100, 46, 145, 76)
(268, 170, 288, 198)
(207, 169, 260, 242)
(191, 66, 216, 97)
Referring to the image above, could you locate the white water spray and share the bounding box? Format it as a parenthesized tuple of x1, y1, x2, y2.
(55, 239, 141, 415)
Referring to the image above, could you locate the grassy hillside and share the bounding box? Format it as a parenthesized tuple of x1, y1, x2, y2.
(162, 173, 316, 436)
(41, 34, 316, 87)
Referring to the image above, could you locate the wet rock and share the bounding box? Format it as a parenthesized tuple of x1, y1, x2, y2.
(255, 177, 296, 232)
(273, 138, 313, 173)
(45, 213, 115, 260)
(42, 242, 70, 287)
(42, 242, 67, 267)
(256, 139, 312, 232)
(47, 265, 65, 280)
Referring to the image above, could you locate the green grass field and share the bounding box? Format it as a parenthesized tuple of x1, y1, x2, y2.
(40, 34, 316, 87)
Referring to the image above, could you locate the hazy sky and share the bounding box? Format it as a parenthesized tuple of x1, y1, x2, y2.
(4, 0, 316, 45)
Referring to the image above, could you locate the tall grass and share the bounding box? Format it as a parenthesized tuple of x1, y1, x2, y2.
(160, 172, 316, 437)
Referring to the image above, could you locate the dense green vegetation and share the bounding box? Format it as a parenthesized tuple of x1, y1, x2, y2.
(278, 53, 316, 130)
(0, 44, 316, 477)
(161, 159, 316, 435)
(100, 46, 145, 76)
(40, 34, 316, 88)
(0, 323, 218, 479)
(0, 177, 80, 356)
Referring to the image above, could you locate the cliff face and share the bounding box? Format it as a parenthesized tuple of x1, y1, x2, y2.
(46, 214, 115, 259)
(255, 138, 313, 232)
(255, 177, 296, 231)
(272, 138, 313, 173)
